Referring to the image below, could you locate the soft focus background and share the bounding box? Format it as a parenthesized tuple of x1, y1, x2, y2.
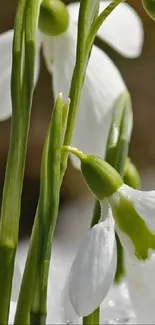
(0, 0, 155, 236)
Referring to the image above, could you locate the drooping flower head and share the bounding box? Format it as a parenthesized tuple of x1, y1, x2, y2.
(67, 151, 155, 317)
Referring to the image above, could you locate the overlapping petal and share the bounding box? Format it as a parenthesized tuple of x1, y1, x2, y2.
(68, 215, 116, 316)
(67, 1, 143, 58)
(119, 184, 155, 234)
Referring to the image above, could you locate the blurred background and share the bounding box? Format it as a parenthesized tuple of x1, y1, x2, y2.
(0, 0, 155, 236)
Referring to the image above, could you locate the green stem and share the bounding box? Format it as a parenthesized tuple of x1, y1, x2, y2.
(14, 218, 38, 324)
(60, 1, 92, 180)
(83, 308, 100, 325)
(0, 0, 29, 323)
(0, 244, 16, 324)
(30, 97, 62, 324)
(87, 0, 125, 55)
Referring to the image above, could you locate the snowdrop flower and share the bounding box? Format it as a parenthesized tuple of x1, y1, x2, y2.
(0, 1, 143, 168)
(68, 181, 155, 316)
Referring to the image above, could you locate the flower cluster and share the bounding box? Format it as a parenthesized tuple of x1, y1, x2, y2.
(1, 0, 155, 324)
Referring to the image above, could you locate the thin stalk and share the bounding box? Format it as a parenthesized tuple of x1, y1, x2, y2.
(86, 0, 125, 56)
(0, 0, 29, 323)
(60, 0, 93, 180)
(83, 308, 100, 325)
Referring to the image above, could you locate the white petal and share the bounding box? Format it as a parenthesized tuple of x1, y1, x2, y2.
(43, 24, 126, 168)
(68, 216, 116, 316)
(67, 1, 99, 32)
(115, 225, 136, 259)
(9, 301, 16, 324)
(119, 184, 155, 234)
(67, 1, 143, 58)
(67, 3, 79, 24)
(0, 30, 13, 120)
(11, 260, 22, 302)
(47, 199, 94, 323)
(125, 252, 155, 323)
(0, 30, 41, 121)
(63, 277, 81, 324)
(97, 1, 143, 58)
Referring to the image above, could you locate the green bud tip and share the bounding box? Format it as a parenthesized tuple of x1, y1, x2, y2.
(39, 0, 69, 36)
(124, 158, 141, 190)
(63, 146, 123, 201)
(142, 0, 155, 20)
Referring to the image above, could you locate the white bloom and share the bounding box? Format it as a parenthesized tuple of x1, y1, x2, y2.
(69, 211, 116, 316)
(0, 1, 143, 168)
(68, 184, 155, 316)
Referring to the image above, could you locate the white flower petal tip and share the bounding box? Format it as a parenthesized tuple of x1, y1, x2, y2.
(68, 217, 116, 316)
(9, 301, 16, 325)
(62, 276, 81, 324)
(11, 260, 22, 302)
(68, 1, 143, 58)
(97, 2, 143, 58)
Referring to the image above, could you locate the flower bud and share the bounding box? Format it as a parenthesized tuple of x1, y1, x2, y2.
(142, 0, 155, 20)
(81, 155, 123, 200)
(124, 158, 141, 189)
(106, 91, 131, 167)
(39, 0, 69, 36)
(63, 147, 123, 200)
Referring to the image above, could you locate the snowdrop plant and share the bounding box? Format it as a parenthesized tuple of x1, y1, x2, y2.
(0, 0, 154, 324)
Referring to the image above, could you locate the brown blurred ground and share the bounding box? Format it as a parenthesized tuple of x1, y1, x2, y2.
(0, 0, 155, 235)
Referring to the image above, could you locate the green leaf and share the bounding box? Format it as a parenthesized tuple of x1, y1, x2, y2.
(15, 94, 64, 325)
(142, 0, 155, 20)
(124, 158, 141, 189)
